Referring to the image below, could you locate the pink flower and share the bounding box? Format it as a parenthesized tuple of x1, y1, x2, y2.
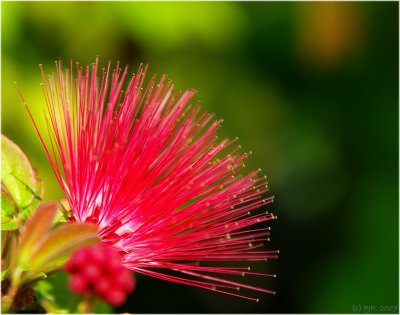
(22, 58, 278, 301)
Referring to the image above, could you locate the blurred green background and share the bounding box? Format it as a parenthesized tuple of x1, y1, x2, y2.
(1, 2, 398, 313)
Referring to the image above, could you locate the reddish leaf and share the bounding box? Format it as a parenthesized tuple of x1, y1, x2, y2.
(28, 222, 99, 274)
(18, 202, 58, 266)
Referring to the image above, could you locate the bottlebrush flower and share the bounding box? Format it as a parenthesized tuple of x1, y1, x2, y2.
(20, 58, 278, 301)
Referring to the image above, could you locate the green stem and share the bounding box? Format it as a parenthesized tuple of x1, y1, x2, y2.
(1, 267, 22, 313)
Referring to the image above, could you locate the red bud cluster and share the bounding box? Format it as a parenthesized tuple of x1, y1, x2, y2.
(65, 245, 135, 306)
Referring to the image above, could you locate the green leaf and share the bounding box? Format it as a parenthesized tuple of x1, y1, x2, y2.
(35, 280, 55, 303)
(35, 271, 113, 314)
(93, 300, 113, 313)
(1, 134, 37, 209)
(1, 184, 17, 217)
(20, 177, 44, 220)
(35, 271, 78, 313)
(1, 215, 19, 230)
(1, 135, 44, 230)
(28, 223, 99, 275)
(1, 186, 19, 230)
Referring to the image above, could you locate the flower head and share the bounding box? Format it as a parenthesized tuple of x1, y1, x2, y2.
(22, 58, 278, 301)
